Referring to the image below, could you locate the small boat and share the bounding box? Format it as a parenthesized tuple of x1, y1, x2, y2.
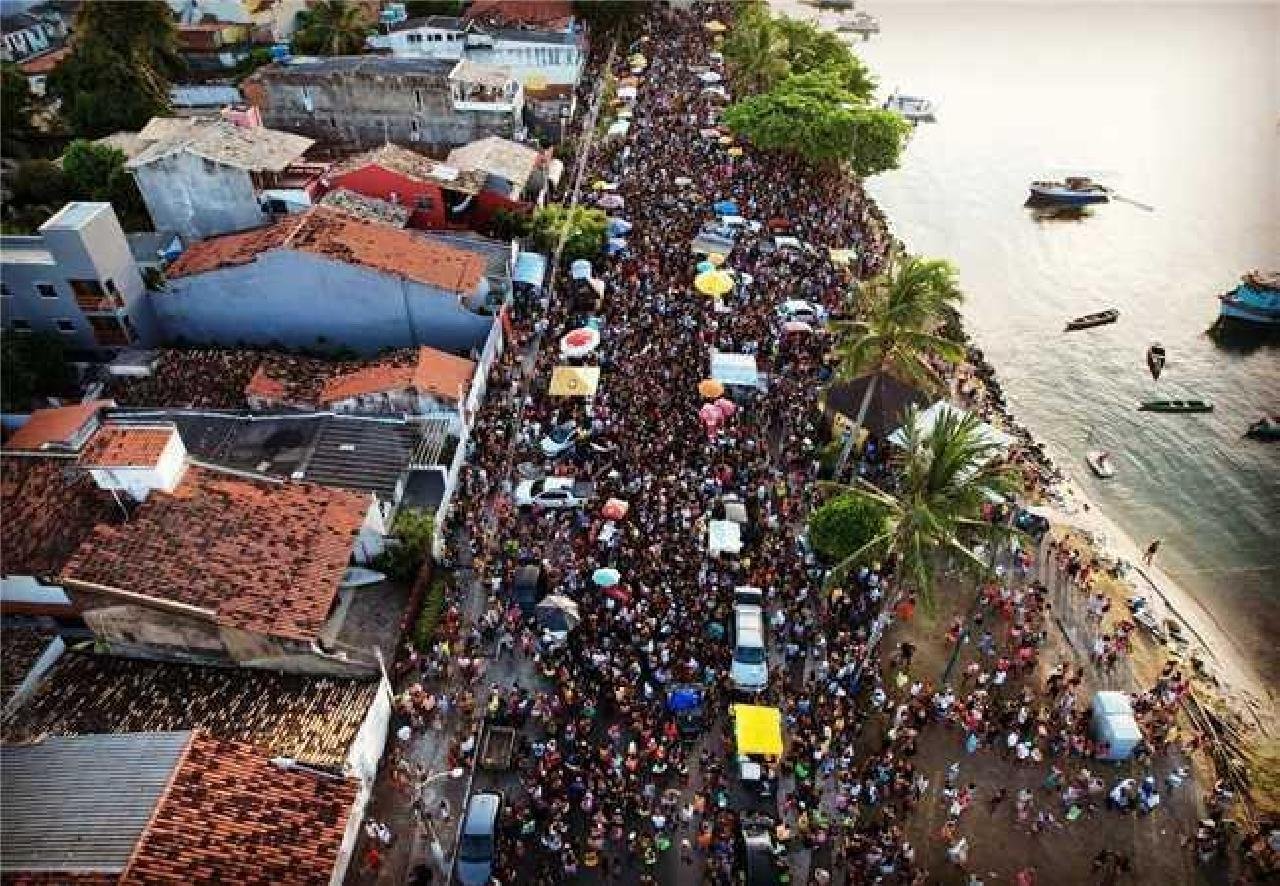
(1064, 308, 1119, 331)
(1138, 398, 1214, 414)
(1146, 343, 1166, 381)
(1217, 270, 1280, 329)
(1029, 176, 1111, 206)
(1245, 415, 1280, 441)
(1086, 449, 1116, 478)
(884, 93, 936, 123)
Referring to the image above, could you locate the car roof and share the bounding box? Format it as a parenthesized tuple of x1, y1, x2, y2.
(464, 792, 501, 830)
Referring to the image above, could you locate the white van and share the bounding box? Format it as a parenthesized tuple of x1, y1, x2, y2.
(730, 588, 768, 693)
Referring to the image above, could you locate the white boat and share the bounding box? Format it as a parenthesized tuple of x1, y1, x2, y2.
(1086, 449, 1116, 479)
(884, 93, 936, 123)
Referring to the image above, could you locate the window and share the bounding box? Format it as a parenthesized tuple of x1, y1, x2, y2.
(10, 318, 31, 332)
(414, 88, 423, 111)
(415, 195, 434, 210)
(55, 318, 77, 334)
(87, 315, 131, 346)
(35, 282, 58, 299)
(407, 33, 422, 44)
(410, 119, 420, 134)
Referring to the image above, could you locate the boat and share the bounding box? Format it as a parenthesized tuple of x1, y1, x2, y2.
(1028, 176, 1111, 206)
(1146, 343, 1166, 381)
(1245, 415, 1280, 441)
(1064, 308, 1119, 331)
(1086, 449, 1116, 478)
(1138, 399, 1214, 414)
(884, 93, 936, 123)
(1217, 270, 1280, 328)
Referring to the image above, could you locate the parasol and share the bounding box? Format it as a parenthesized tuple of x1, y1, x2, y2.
(570, 258, 592, 280)
(668, 686, 702, 713)
(699, 402, 725, 425)
(694, 269, 734, 297)
(698, 378, 725, 399)
(601, 498, 630, 521)
(560, 327, 601, 358)
(592, 567, 621, 587)
(696, 260, 715, 274)
(713, 397, 737, 418)
(698, 71, 723, 84)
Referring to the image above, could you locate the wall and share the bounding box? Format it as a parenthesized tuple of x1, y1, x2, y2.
(325, 163, 448, 229)
(152, 249, 494, 355)
(131, 151, 265, 241)
(86, 431, 187, 501)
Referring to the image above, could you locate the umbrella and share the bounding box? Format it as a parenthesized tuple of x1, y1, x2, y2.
(604, 584, 632, 605)
(601, 498, 630, 521)
(718, 135, 733, 145)
(783, 320, 814, 334)
(607, 218, 633, 236)
(536, 595, 581, 632)
(592, 567, 621, 587)
(570, 258, 592, 280)
(698, 70, 722, 84)
(699, 402, 725, 425)
(618, 85, 638, 100)
(560, 327, 601, 358)
(714, 397, 737, 418)
(598, 194, 625, 210)
(706, 252, 726, 266)
(698, 378, 725, 399)
(696, 260, 715, 274)
(712, 200, 740, 216)
(704, 20, 727, 32)
(727, 147, 744, 157)
(548, 365, 600, 397)
(674, 176, 692, 187)
(694, 269, 734, 297)
(668, 686, 702, 712)
(605, 237, 628, 255)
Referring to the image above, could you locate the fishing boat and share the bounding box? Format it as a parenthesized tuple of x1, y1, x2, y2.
(1029, 176, 1111, 206)
(1138, 399, 1214, 414)
(1146, 343, 1166, 381)
(1064, 308, 1119, 331)
(1217, 270, 1280, 328)
(1086, 449, 1116, 478)
(884, 93, 936, 123)
(1245, 415, 1280, 441)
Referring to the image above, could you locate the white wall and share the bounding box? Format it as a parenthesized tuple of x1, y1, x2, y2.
(87, 431, 187, 501)
(131, 151, 264, 241)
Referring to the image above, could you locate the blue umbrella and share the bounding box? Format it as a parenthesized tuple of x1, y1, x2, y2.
(605, 237, 628, 255)
(713, 200, 740, 216)
(592, 567, 621, 587)
(696, 260, 715, 273)
(607, 218, 633, 236)
(668, 687, 701, 712)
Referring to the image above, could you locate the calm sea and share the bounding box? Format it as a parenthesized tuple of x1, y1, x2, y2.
(847, 2, 1280, 681)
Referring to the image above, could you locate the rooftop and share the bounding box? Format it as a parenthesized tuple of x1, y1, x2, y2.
(59, 465, 369, 642)
(260, 55, 455, 78)
(40, 201, 110, 232)
(464, 0, 574, 30)
(446, 136, 543, 200)
(17, 45, 69, 75)
(0, 628, 56, 709)
(94, 131, 150, 161)
(77, 424, 175, 469)
(449, 58, 517, 90)
(2, 400, 112, 454)
(328, 142, 486, 194)
(319, 345, 476, 404)
(421, 229, 514, 284)
(0, 455, 118, 578)
(128, 117, 314, 173)
(2, 651, 377, 767)
(319, 187, 411, 227)
(165, 206, 487, 294)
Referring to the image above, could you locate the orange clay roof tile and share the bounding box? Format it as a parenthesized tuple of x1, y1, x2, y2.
(78, 425, 175, 469)
(3, 401, 114, 453)
(318, 346, 475, 404)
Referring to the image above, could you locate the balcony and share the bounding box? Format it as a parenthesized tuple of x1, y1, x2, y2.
(70, 279, 125, 314)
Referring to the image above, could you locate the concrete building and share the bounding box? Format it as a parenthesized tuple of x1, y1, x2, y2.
(168, 0, 313, 42)
(1, 10, 65, 63)
(126, 115, 319, 241)
(0, 202, 157, 354)
(242, 56, 523, 152)
(154, 206, 495, 355)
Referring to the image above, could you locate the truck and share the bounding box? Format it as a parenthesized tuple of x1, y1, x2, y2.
(514, 476, 595, 509)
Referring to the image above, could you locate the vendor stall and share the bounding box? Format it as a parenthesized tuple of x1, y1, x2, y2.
(1091, 691, 1144, 761)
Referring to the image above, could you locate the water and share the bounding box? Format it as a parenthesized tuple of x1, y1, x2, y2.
(845, 3, 1280, 681)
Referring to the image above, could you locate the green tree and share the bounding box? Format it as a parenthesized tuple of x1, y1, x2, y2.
(404, 0, 463, 16)
(832, 252, 964, 477)
(530, 203, 607, 262)
(846, 106, 913, 177)
(10, 159, 70, 209)
(48, 1, 183, 138)
(60, 140, 150, 230)
(1, 332, 76, 412)
(721, 5, 791, 95)
(1, 62, 40, 158)
(373, 508, 435, 583)
(488, 208, 532, 241)
(293, 0, 373, 56)
(774, 16, 875, 101)
(808, 494, 888, 564)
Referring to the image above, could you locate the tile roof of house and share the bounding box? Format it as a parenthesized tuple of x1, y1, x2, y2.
(120, 732, 358, 886)
(165, 206, 487, 294)
(17, 45, 69, 75)
(0, 456, 118, 579)
(107, 349, 269, 409)
(128, 117, 314, 173)
(327, 142, 486, 194)
(2, 651, 377, 767)
(446, 136, 543, 200)
(319, 346, 475, 404)
(319, 187, 412, 227)
(77, 424, 174, 469)
(0, 627, 56, 708)
(3, 400, 112, 453)
(254, 55, 454, 78)
(464, 0, 573, 30)
(59, 465, 368, 641)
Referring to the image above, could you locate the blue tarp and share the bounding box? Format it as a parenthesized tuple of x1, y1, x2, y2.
(713, 200, 740, 216)
(514, 252, 548, 288)
(668, 687, 702, 712)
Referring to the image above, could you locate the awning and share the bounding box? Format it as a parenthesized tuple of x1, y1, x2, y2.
(733, 704, 783, 756)
(710, 351, 760, 388)
(708, 519, 742, 555)
(888, 401, 1014, 452)
(549, 366, 600, 397)
(513, 251, 548, 287)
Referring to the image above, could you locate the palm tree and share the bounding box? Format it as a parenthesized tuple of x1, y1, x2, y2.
(721, 6, 791, 95)
(294, 0, 371, 56)
(832, 251, 964, 479)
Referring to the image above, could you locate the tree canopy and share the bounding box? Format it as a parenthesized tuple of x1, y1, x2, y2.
(293, 0, 373, 56)
(808, 494, 888, 564)
(531, 204, 607, 263)
(723, 5, 875, 101)
(773, 16, 875, 101)
(48, 0, 183, 138)
(2, 62, 42, 159)
(1, 332, 76, 412)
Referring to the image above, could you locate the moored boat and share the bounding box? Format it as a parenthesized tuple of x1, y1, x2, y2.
(1146, 343, 1166, 381)
(1029, 176, 1110, 206)
(1138, 398, 1213, 414)
(1065, 308, 1119, 331)
(1086, 449, 1116, 478)
(1217, 270, 1280, 328)
(884, 93, 936, 123)
(1244, 415, 1280, 441)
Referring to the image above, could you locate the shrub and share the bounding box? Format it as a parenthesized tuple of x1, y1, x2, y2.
(808, 493, 888, 564)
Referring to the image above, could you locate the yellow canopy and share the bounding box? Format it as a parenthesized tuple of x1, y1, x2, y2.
(828, 248, 858, 267)
(733, 704, 783, 756)
(698, 378, 725, 399)
(549, 366, 601, 397)
(694, 269, 734, 297)
(704, 20, 727, 33)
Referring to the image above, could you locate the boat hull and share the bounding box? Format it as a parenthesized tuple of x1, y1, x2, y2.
(1029, 186, 1109, 206)
(1138, 400, 1213, 414)
(1218, 298, 1280, 327)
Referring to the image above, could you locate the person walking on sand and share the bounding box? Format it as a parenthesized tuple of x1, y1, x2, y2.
(1143, 538, 1161, 565)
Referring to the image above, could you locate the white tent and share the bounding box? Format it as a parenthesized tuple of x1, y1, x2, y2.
(710, 351, 760, 389)
(1091, 691, 1143, 760)
(888, 400, 1014, 452)
(708, 519, 743, 555)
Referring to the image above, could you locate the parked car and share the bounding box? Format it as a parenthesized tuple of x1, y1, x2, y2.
(514, 476, 595, 509)
(735, 816, 788, 885)
(455, 791, 503, 886)
(777, 299, 827, 326)
(539, 421, 582, 457)
(511, 565, 547, 616)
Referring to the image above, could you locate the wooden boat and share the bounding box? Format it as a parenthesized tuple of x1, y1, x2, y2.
(1029, 176, 1110, 206)
(1138, 398, 1213, 414)
(1146, 343, 1166, 381)
(1065, 308, 1119, 331)
(1086, 450, 1116, 478)
(1245, 415, 1280, 441)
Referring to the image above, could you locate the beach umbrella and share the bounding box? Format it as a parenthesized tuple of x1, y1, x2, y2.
(699, 402, 725, 426)
(712, 199, 740, 216)
(601, 498, 630, 521)
(598, 193, 625, 210)
(696, 259, 715, 274)
(706, 252, 726, 266)
(668, 686, 701, 713)
(593, 567, 622, 587)
(718, 135, 733, 145)
(604, 584, 632, 605)
(698, 378, 725, 399)
(674, 176, 693, 187)
(728, 147, 744, 157)
(570, 259, 592, 280)
(605, 237, 628, 255)
(783, 320, 814, 334)
(694, 269, 734, 297)
(560, 327, 601, 358)
(607, 218, 633, 236)
(704, 20, 727, 33)
(714, 397, 737, 418)
(698, 71, 722, 84)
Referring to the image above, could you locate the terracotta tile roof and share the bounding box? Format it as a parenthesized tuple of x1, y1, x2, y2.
(1, 456, 117, 579)
(0, 627, 55, 707)
(59, 466, 368, 641)
(465, 0, 573, 30)
(319, 346, 475, 404)
(3, 401, 113, 453)
(2, 651, 377, 768)
(319, 187, 411, 227)
(327, 143, 486, 195)
(78, 425, 175, 469)
(17, 46, 70, 76)
(120, 732, 358, 886)
(165, 207, 486, 294)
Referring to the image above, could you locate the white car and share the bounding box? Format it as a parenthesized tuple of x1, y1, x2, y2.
(777, 299, 828, 326)
(539, 422, 580, 457)
(514, 477, 595, 510)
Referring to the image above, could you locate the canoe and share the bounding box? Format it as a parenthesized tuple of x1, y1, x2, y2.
(1086, 450, 1116, 478)
(1138, 399, 1213, 414)
(1065, 309, 1119, 331)
(1146, 344, 1166, 381)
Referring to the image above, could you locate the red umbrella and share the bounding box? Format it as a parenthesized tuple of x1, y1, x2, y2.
(601, 498, 630, 521)
(713, 397, 737, 418)
(604, 585, 632, 605)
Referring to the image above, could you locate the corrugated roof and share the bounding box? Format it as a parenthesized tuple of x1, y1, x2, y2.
(0, 731, 192, 875)
(128, 117, 313, 173)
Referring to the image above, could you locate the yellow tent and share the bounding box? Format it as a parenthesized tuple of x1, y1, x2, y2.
(549, 366, 601, 398)
(694, 269, 734, 297)
(733, 704, 783, 756)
